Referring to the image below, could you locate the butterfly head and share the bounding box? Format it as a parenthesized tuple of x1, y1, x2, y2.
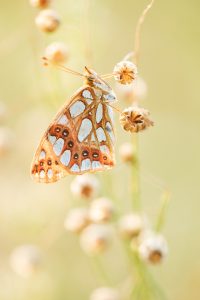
(84, 67, 116, 102)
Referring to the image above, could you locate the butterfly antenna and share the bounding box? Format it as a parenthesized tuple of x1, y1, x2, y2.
(101, 73, 115, 79)
(107, 103, 122, 114)
(42, 57, 85, 78)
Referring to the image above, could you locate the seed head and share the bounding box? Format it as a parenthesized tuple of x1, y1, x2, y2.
(120, 106, 154, 133)
(10, 245, 42, 277)
(70, 174, 99, 199)
(138, 232, 168, 264)
(118, 213, 147, 239)
(30, 0, 51, 8)
(45, 42, 69, 64)
(64, 208, 89, 234)
(113, 61, 138, 85)
(90, 287, 121, 300)
(35, 9, 60, 33)
(119, 142, 136, 163)
(80, 224, 111, 254)
(89, 197, 114, 223)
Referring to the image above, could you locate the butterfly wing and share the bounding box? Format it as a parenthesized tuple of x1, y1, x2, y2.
(31, 86, 115, 183)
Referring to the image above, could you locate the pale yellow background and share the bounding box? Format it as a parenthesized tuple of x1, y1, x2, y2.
(0, 1, 199, 299)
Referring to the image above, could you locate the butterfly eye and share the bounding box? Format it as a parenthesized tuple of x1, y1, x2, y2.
(62, 129, 69, 137)
(47, 159, 52, 165)
(92, 152, 99, 158)
(68, 141, 74, 148)
(82, 150, 89, 157)
(55, 127, 61, 133)
(73, 153, 79, 159)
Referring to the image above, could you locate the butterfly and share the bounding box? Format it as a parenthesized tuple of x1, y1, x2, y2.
(31, 66, 117, 183)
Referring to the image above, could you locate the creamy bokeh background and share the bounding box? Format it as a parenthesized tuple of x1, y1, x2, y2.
(0, 0, 199, 299)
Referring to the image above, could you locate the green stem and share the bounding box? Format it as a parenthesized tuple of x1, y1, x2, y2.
(131, 134, 141, 211)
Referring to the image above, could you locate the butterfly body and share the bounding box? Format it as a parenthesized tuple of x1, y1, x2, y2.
(31, 67, 116, 183)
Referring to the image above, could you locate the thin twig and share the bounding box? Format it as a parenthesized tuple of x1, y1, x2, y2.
(134, 0, 155, 64)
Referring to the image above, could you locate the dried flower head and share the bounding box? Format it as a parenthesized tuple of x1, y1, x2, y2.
(0, 127, 14, 156)
(120, 106, 154, 133)
(118, 213, 147, 239)
(138, 232, 168, 264)
(113, 61, 138, 85)
(10, 245, 42, 277)
(30, 0, 51, 8)
(70, 174, 99, 199)
(35, 9, 60, 33)
(45, 42, 69, 64)
(119, 142, 136, 163)
(64, 208, 89, 234)
(90, 287, 121, 300)
(89, 197, 114, 223)
(80, 224, 111, 254)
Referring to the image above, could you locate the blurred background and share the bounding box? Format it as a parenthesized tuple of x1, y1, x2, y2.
(0, 0, 200, 299)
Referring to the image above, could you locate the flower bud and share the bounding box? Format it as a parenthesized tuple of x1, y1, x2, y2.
(89, 197, 114, 223)
(118, 213, 147, 239)
(30, 0, 51, 8)
(10, 245, 42, 277)
(35, 9, 60, 33)
(138, 232, 168, 264)
(45, 42, 69, 64)
(64, 208, 89, 234)
(80, 224, 111, 254)
(70, 174, 99, 200)
(90, 287, 121, 300)
(119, 142, 136, 163)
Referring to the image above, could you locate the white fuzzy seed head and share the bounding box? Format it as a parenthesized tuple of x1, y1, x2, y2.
(89, 197, 114, 223)
(64, 208, 89, 234)
(10, 245, 42, 277)
(114, 61, 138, 85)
(70, 174, 99, 199)
(35, 9, 60, 33)
(30, 0, 51, 8)
(118, 213, 147, 239)
(80, 224, 111, 254)
(90, 287, 121, 300)
(45, 42, 69, 64)
(138, 232, 168, 264)
(119, 142, 136, 163)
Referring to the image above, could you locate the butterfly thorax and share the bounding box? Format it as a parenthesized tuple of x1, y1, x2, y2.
(84, 67, 116, 103)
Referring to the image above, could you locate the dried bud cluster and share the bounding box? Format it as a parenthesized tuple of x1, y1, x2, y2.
(114, 61, 138, 85)
(80, 224, 111, 254)
(30, 0, 51, 8)
(138, 232, 168, 264)
(10, 245, 42, 277)
(89, 197, 114, 223)
(35, 9, 60, 32)
(90, 287, 121, 300)
(118, 213, 147, 239)
(70, 174, 99, 199)
(120, 106, 154, 133)
(45, 42, 69, 64)
(119, 142, 136, 163)
(64, 208, 89, 234)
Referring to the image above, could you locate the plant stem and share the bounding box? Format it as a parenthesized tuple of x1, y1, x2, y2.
(131, 134, 141, 211)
